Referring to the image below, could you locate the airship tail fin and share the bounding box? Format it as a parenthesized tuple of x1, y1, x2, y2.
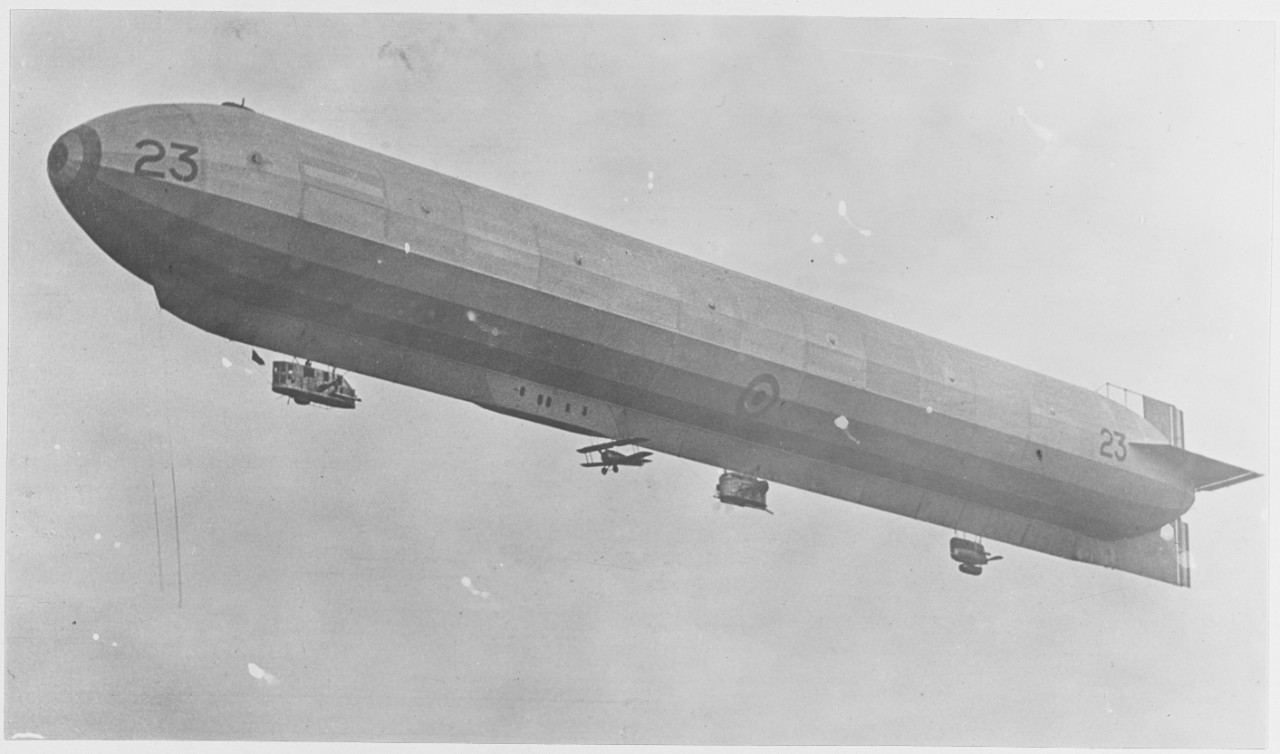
(1140, 394, 1186, 447)
(1130, 443, 1262, 492)
(1133, 393, 1261, 491)
(1011, 514, 1193, 587)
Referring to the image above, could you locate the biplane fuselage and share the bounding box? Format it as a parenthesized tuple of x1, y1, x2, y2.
(48, 103, 1259, 585)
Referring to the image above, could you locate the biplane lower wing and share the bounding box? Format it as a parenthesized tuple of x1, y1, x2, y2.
(581, 451, 653, 468)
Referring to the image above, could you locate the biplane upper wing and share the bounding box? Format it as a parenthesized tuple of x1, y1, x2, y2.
(576, 437, 649, 454)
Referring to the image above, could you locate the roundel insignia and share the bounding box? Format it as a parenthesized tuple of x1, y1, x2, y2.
(736, 373, 781, 416)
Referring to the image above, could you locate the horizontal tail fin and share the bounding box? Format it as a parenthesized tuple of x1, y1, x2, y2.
(1130, 443, 1262, 492)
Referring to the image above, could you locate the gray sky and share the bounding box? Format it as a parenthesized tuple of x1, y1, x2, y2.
(6, 10, 1271, 746)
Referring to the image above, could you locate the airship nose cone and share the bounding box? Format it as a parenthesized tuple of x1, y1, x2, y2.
(47, 139, 67, 174)
(47, 125, 101, 192)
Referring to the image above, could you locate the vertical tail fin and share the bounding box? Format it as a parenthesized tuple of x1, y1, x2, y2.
(1051, 516, 1192, 588)
(1174, 518, 1191, 588)
(1143, 395, 1185, 448)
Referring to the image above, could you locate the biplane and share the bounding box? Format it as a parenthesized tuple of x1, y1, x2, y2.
(577, 438, 653, 474)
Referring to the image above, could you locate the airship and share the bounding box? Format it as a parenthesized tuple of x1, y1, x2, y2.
(47, 102, 1260, 586)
